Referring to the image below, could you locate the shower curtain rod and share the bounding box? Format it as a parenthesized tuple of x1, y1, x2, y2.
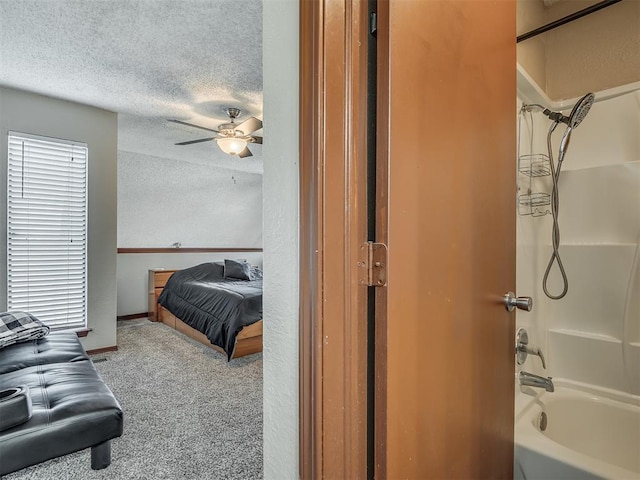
(517, 0, 622, 43)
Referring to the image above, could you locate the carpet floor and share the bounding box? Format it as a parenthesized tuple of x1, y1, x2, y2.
(4, 319, 263, 480)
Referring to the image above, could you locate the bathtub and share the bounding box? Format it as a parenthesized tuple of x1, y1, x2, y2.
(515, 379, 640, 480)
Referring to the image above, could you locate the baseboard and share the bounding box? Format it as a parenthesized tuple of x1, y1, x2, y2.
(87, 345, 118, 355)
(117, 312, 149, 321)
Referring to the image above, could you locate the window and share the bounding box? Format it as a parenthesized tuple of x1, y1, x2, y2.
(7, 132, 88, 330)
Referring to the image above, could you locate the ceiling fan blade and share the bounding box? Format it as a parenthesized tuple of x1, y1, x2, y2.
(235, 116, 263, 135)
(175, 137, 217, 146)
(238, 146, 253, 158)
(250, 135, 263, 145)
(169, 119, 219, 133)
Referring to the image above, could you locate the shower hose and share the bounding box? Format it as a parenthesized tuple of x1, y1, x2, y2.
(542, 121, 569, 299)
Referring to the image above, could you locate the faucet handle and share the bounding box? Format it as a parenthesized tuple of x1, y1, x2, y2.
(516, 328, 547, 369)
(521, 344, 546, 369)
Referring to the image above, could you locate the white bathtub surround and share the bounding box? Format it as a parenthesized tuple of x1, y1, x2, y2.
(557, 163, 640, 244)
(516, 78, 640, 478)
(545, 244, 636, 338)
(515, 380, 640, 480)
(516, 82, 640, 395)
(625, 241, 640, 394)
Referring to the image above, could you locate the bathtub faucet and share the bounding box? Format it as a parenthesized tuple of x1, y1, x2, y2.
(519, 371, 554, 392)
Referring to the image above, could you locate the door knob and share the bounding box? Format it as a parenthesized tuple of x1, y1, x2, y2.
(504, 292, 533, 312)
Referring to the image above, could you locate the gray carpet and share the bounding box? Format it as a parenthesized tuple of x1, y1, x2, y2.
(4, 319, 263, 480)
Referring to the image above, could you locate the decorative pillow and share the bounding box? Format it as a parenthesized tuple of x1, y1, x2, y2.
(224, 259, 252, 281)
(0, 311, 50, 349)
(250, 265, 263, 280)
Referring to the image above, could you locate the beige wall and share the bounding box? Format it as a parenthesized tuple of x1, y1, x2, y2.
(0, 87, 118, 351)
(518, 0, 640, 99)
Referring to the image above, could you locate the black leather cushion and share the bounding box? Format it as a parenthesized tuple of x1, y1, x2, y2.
(0, 332, 123, 475)
(0, 332, 89, 375)
(0, 361, 123, 475)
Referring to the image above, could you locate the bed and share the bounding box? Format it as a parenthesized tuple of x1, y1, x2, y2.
(156, 260, 263, 360)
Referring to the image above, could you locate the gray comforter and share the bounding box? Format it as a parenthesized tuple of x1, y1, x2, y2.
(157, 262, 262, 359)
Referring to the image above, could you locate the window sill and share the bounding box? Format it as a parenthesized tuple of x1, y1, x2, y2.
(75, 328, 92, 338)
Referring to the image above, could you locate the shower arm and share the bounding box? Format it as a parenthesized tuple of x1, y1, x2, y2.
(521, 103, 546, 114)
(522, 103, 573, 126)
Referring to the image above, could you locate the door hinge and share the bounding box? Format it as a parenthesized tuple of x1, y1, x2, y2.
(370, 12, 377, 37)
(358, 242, 387, 287)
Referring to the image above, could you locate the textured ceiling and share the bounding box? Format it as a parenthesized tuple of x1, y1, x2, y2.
(0, 0, 263, 173)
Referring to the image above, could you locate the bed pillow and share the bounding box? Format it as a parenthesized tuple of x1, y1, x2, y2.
(250, 265, 263, 280)
(224, 259, 252, 281)
(0, 311, 50, 349)
(211, 261, 225, 279)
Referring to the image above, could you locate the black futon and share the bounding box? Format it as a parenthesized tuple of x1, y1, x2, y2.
(0, 332, 123, 475)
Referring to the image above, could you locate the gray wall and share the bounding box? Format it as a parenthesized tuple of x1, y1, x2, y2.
(263, 1, 299, 478)
(0, 86, 118, 351)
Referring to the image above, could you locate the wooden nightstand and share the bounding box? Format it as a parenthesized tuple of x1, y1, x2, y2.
(148, 269, 179, 321)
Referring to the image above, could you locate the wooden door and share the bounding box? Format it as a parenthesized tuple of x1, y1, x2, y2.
(375, 1, 517, 479)
(299, 1, 516, 478)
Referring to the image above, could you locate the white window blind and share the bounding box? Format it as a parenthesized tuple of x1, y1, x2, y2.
(7, 132, 88, 330)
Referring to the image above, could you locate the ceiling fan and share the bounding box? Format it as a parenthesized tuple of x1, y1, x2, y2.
(170, 108, 263, 158)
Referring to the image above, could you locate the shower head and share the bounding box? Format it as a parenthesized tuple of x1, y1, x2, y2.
(542, 92, 595, 128)
(567, 92, 595, 128)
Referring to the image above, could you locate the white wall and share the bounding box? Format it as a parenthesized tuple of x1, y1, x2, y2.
(118, 150, 263, 248)
(516, 87, 640, 394)
(263, 0, 299, 478)
(0, 86, 118, 351)
(116, 148, 264, 316)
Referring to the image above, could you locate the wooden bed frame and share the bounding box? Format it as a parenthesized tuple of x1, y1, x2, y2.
(151, 269, 262, 359)
(158, 307, 263, 359)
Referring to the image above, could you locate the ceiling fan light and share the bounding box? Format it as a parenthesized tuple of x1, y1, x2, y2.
(216, 137, 247, 156)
